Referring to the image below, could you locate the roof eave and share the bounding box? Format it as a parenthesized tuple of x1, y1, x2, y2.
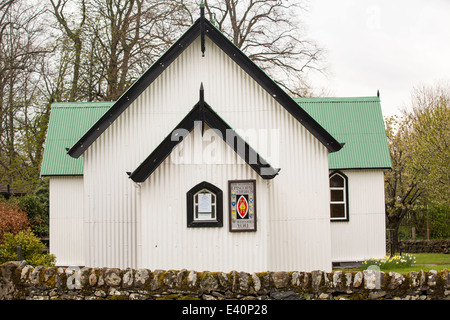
(67, 19, 203, 159)
(68, 16, 342, 159)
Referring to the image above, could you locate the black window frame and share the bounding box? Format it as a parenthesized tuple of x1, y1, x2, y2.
(187, 181, 223, 228)
(329, 171, 349, 222)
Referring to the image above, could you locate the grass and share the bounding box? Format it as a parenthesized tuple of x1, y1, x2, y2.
(335, 253, 450, 274)
(398, 252, 450, 274)
(413, 253, 450, 264)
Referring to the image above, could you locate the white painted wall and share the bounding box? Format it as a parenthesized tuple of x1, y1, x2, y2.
(330, 170, 386, 262)
(139, 126, 269, 272)
(49, 176, 84, 266)
(82, 36, 332, 271)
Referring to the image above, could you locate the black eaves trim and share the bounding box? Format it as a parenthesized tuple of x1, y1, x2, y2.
(67, 19, 203, 159)
(128, 92, 280, 183)
(68, 14, 342, 159)
(204, 22, 342, 154)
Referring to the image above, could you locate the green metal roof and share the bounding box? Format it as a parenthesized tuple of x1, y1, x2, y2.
(294, 97, 392, 170)
(40, 102, 113, 176)
(40, 97, 391, 176)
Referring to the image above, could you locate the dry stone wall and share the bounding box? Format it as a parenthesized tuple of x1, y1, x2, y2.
(400, 240, 450, 254)
(1, 261, 449, 300)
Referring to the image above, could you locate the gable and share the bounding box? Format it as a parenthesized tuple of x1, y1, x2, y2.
(295, 97, 392, 170)
(40, 102, 112, 176)
(67, 15, 342, 160)
(128, 86, 280, 182)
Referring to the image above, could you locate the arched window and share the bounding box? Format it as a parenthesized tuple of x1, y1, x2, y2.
(187, 181, 223, 227)
(329, 171, 349, 221)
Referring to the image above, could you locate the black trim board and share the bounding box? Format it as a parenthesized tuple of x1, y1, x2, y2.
(187, 181, 223, 228)
(68, 16, 342, 159)
(128, 96, 280, 183)
(67, 20, 203, 159)
(204, 23, 342, 153)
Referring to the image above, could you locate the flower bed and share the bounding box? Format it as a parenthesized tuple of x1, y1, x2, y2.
(362, 254, 416, 270)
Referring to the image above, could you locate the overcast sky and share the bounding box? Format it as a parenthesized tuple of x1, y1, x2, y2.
(301, 0, 450, 117)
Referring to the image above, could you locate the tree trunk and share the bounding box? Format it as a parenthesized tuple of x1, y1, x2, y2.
(70, 37, 82, 101)
(387, 218, 401, 255)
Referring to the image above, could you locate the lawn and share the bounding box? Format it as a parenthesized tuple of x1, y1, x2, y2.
(335, 253, 450, 274)
(413, 253, 450, 264)
(399, 252, 450, 273)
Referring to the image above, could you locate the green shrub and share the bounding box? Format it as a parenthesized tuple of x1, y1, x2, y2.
(0, 229, 55, 266)
(361, 254, 416, 270)
(430, 205, 449, 238)
(16, 195, 49, 237)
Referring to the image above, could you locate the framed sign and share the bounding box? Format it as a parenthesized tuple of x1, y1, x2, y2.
(228, 180, 257, 232)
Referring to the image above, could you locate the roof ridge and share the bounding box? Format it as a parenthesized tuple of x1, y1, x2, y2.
(293, 96, 380, 102)
(51, 102, 114, 108)
(67, 16, 342, 159)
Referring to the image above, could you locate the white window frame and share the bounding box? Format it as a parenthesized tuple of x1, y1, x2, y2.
(193, 188, 217, 221)
(329, 171, 349, 221)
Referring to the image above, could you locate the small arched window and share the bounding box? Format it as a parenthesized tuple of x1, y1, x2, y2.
(187, 181, 223, 227)
(329, 171, 349, 221)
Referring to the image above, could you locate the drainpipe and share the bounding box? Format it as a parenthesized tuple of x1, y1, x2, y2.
(134, 182, 142, 268)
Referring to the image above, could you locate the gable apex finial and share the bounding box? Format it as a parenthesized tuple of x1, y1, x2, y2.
(200, 82, 204, 103)
(200, 0, 205, 17)
(200, 1, 206, 56)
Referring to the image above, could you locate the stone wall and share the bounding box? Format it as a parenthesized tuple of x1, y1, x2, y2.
(400, 239, 450, 254)
(0, 261, 449, 300)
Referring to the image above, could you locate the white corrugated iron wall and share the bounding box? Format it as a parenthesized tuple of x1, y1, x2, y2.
(82, 36, 332, 271)
(330, 170, 386, 262)
(140, 128, 270, 272)
(49, 176, 85, 266)
(267, 123, 332, 272)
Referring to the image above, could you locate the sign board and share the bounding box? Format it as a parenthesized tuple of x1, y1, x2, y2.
(198, 193, 212, 213)
(228, 180, 257, 232)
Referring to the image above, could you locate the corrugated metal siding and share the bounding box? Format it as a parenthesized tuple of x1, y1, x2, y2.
(141, 131, 269, 272)
(82, 36, 332, 271)
(295, 97, 391, 170)
(330, 170, 386, 262)
(41, 102, 112, 176)
(49, 177, 85, 266)
(268, 124, 332, 272)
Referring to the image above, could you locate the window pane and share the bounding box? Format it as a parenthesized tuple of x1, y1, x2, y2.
(330, 204, 345, 218)
(194, 189, 216, 221)
(330, 174, 344, 187)
(331, 189, 344, 202)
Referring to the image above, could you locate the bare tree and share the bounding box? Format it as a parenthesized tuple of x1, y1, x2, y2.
(49, 0, 87, 101)
(0, 0, 50, 191)
(203, 0, 325, 95)
(48, 0, 191, 101)
(87, 0, 192, 101)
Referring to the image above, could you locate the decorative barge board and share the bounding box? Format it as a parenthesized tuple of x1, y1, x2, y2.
(128, 85, 280, 183)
